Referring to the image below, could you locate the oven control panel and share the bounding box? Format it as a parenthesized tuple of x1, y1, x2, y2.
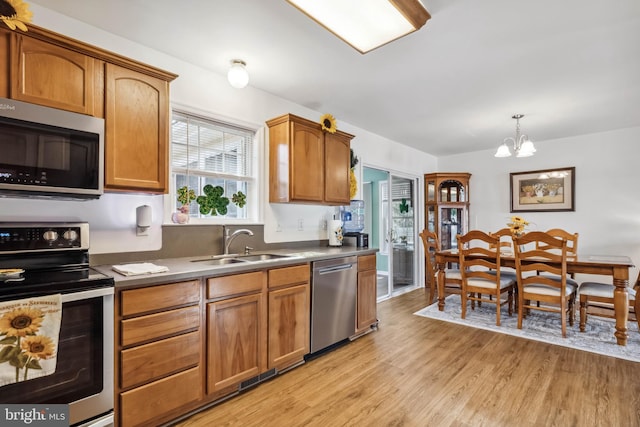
(0, 222, 90, 252)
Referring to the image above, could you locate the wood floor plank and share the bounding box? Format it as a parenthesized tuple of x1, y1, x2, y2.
(174, 288, 640, 427)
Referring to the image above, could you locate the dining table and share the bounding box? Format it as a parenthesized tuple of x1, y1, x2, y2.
(435, 249, 636, 346)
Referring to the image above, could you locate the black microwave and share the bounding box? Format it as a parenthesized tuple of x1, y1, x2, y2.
(0, 98, 104, 199)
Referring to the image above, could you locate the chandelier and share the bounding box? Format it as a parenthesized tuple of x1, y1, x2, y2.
(494, 114, 536, 158)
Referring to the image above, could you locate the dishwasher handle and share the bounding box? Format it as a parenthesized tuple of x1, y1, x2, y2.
(316, 263, 354, 275)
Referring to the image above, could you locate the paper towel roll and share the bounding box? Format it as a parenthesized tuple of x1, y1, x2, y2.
(136, 205, 152, 228)
(328, 220, 343, 247)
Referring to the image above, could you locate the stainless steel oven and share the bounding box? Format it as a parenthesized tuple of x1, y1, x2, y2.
(0, 222, 114, 426)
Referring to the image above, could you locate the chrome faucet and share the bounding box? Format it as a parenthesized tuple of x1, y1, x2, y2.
(223, 227, 254, 255)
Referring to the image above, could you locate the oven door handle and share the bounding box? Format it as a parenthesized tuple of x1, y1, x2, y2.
(61, 286, 114, 303)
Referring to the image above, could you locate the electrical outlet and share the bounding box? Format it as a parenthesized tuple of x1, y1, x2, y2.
(276, 223, 282, 232)
(321, 219, 327, 230)
(297, 219, 304, 231)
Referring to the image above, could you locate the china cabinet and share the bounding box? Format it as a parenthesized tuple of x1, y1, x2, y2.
(424, 173, 471, 251)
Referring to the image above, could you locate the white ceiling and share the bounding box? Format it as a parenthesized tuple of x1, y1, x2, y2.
(35, 0, 640, 157)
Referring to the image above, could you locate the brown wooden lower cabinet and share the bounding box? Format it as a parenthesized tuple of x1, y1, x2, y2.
(115, 259, 373, 426)
(205, 271, 268, 395)
(120, 367, 202, 427)
(120, 331, 200, 390)
(206, 292, 266, 393)
(268, 264, 310, 371)
(356, 254, 378, 334)
(116, 280, 203, 427)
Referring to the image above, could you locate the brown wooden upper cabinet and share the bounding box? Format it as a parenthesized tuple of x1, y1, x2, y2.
(266, 113, 353, 205)
(104, 63, 169, 192)
(11, 35, 99, 115)
(1, 24, 177, 193)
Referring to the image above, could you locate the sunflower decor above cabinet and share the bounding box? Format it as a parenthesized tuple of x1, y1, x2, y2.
(266, 113, 354, 205)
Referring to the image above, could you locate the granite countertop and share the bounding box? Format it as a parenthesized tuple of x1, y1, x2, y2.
(94, 246, 378, 289)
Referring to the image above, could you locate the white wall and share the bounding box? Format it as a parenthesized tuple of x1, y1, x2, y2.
(0, 4, 436, 254)
(439, 126, 640, 282)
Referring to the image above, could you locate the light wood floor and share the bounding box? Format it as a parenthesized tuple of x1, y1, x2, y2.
(175, 288, 640, 427)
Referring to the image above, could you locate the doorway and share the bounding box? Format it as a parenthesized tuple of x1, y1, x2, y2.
(363, 166, 419, 301)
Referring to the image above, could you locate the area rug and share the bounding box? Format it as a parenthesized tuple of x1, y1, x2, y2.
(414, 295, 640, 363)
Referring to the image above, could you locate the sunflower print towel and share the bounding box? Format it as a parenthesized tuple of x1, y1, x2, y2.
(0, 294, 62, 386)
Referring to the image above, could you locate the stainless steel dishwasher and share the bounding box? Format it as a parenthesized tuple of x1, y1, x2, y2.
(310, 255, 358, 354)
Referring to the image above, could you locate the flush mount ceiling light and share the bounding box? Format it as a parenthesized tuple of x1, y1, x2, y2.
(227, 60, 249, 89)
(286, 0, 431, 54)
(494, 114, 537, 158)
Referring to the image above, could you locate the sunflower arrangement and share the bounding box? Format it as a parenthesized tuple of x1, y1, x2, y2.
(507, 215, 529, 236)
(320, 113, 337, 133)
(0, 0, 32, 32)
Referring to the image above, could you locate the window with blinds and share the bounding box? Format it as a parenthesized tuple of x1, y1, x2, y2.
(171, 111, 255, 219)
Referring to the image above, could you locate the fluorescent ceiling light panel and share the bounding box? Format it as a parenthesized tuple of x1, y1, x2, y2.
(287, 0, 431, 54)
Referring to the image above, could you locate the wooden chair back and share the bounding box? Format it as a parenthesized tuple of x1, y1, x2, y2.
(490, 227, 514, 253)
(536, 228, 578, 256)
(456, 230, 514, 326)
(514, 231, 569, 290)
(457, 230, 502, 283)
(513, 231, 575, 337)
(419, 229, 440, 301)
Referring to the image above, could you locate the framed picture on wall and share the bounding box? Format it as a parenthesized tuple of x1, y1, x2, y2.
(510, 167, 575, 212)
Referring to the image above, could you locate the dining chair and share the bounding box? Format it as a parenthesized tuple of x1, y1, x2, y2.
(419, 229, 462, 304)
(513, 231, 577, 338)
(457, 230, 515, 326)
(535, 228, 579, 286)
(489, 228, 518, 277)
(578, 272, 640, 332)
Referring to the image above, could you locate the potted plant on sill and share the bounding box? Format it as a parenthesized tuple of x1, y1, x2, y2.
(172, 186, 196, 224)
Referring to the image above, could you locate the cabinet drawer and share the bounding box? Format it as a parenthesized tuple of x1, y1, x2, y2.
(120, 331, 200, 389)
(121, 305, 200, 347)
(268, 264, 309, 288)
(121, 280, 200, 317)
(358, 254, 376, 271)
(207, 271, 265, 299)
(120, 366, 202, 427)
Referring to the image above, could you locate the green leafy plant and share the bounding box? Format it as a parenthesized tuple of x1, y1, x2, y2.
(196, 184, 247, 216)
(177, 186, 196, 206)
(232, 191, 247, 208)
(350, 148, 359, 170)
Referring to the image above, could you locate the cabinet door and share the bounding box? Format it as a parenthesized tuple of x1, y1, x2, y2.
(0, 29, 10, 98)
(324, 131, 351, 204)
(290, 120, 324, 202)
(207, 293, 266, 393)
(104, 63, 169, 192)
(356, 268, 377, 333)
(11, 35, 97, 114)
(268, 283, 310, 370)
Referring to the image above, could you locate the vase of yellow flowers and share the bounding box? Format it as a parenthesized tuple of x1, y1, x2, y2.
(507, 216, 529, 237)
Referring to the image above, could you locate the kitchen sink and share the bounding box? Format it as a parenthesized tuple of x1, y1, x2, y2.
(190, 253, 293, 265)
(234, 253, 292, 262)
(190, 257, 247, 265)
